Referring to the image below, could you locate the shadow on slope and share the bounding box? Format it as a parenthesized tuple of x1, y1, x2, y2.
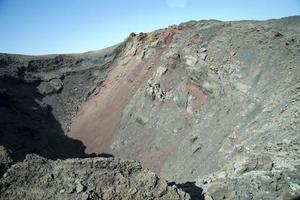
(0, 76, 113, 163)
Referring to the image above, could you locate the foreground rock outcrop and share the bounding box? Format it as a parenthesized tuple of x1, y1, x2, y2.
(0, 154, 190, 200)
(198, 139, 300, 200)
(0, 16, 300, 199)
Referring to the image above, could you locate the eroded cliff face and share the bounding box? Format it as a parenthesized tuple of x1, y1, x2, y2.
(0, 17, 300, 199)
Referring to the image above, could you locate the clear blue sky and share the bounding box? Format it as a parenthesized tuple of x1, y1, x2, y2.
(0, 0, 299, 55)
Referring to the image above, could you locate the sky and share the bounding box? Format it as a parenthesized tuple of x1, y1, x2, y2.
(0, 0, 299, 55)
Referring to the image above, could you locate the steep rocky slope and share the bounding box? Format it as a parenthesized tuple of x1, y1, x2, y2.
(0, 16, 300, 199)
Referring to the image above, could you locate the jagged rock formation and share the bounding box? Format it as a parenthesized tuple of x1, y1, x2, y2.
(0, 16, 300, 199)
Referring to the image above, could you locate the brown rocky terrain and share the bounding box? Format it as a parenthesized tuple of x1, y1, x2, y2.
(0, 16, 300, 199)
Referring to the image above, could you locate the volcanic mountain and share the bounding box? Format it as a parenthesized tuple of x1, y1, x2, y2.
(0, 16, 299, 200)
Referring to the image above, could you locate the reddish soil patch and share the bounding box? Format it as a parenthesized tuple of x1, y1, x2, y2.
(68, 28, 188, 175)
(70, 65, 144, 153)
(68, 41, 167, 154)
(186, 84, 207, 109)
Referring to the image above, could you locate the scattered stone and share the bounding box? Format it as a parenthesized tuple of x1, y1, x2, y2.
(273, 31, 283, 38)
(209, 65, 218, 73)
(136, 116, 147, 126)
(199, 53, 207, 61)
(76, 181, 85, 193)
(192, 143, 202, 154)
(155, 65, 168, 77)
(190, 136, 198, 143)
(200, 47, 207, 52)
(146, 80, 165, 101)
(67, 185, 75, 194)
(185, 55, 198, 66)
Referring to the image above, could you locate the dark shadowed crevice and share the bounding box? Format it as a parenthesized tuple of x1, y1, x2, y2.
(168, 181, 204, 200)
